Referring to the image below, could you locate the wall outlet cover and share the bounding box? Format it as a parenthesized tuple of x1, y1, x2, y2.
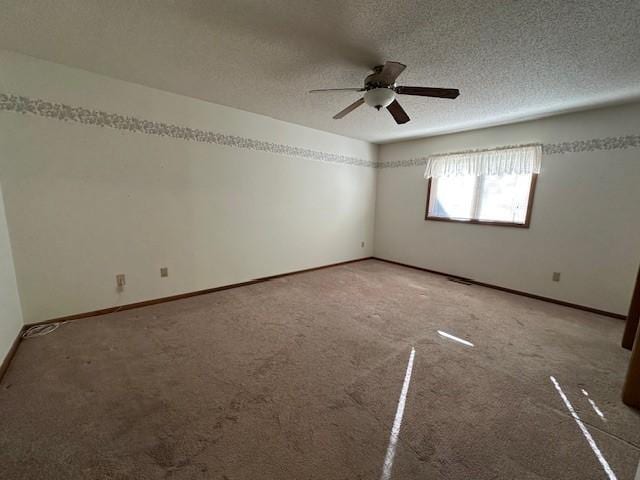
(160, 267, 168, 277)
(552, 272, 561, 282)
(116, 274, 126, 287)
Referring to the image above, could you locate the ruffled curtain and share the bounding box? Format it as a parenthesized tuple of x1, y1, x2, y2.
(424, 144, 541, 178)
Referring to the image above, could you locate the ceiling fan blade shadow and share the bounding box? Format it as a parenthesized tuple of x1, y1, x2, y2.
(395, 86, 460, 99)
(333, 98, 365, 119)
(386, 99, 410, 124)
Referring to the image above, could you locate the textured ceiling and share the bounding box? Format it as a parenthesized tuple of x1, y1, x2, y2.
(1, 0, 639, 143)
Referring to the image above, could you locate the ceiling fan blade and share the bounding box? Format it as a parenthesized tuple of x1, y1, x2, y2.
(333, 98, 365, 119)
(386, 99, 410, 124)
(309, 88, 364, 93)
(377, 61, 406, 85)
(395, 86, 460, 99)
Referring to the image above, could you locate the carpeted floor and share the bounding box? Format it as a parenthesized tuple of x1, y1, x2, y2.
(1, 259, 638, 479)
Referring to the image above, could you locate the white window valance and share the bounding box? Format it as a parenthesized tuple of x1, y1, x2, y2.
(424, 144, 542, 178)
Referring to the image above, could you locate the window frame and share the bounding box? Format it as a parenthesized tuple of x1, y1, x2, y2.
(424, 173, 538, 228)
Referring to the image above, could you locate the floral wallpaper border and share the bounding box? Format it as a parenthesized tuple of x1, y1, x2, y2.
(378, 134, 640, 168)
(2, 92, 638, 170)
(0, 93, 375, 168)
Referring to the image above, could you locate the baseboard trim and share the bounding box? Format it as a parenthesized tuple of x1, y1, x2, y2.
(0, 327, 24, 384)
(10, 254, 621, 383)
(373, 257, 625, 320)
(25, 257, 374, 328)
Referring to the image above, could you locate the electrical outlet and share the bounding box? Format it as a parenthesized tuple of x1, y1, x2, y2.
(160, 267, 168, 278)
(116, 274, 126, 287)
(361, 241, 365, 248)
(552, 272, 561, 282)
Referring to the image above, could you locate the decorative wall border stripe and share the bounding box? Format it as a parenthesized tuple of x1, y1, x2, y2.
(0, 93, 375, 168)
(542, 135, 640, 155)
(3, 92, 638, 170)
(378, 134, 640, 168)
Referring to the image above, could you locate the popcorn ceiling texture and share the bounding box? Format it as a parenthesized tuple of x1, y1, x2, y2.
(0, 0, 638, 143)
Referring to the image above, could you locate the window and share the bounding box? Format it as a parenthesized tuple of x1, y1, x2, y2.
(424, 145, 540, 228)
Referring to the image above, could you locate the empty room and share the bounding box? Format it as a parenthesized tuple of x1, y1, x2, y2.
(1, 1, 640, 479)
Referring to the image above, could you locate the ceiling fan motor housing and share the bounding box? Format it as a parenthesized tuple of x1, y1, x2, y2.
(364, 87, 395, 110)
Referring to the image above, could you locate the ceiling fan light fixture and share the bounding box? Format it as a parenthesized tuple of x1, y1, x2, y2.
(364, 87, 395, 110)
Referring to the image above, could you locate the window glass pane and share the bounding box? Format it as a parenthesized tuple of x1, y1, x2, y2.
(477, 174, 531, 224)
(428, 176, 476, 219)
(427, 173, 533, 225)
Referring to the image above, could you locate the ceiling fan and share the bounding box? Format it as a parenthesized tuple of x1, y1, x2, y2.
(309, 61, 460, 125)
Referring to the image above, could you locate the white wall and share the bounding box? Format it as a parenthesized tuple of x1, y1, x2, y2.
(0, 180, 23, 362)
(2, 49, 638, 326)
(0, 51, 377, 325)
(376, 102, 640, 315)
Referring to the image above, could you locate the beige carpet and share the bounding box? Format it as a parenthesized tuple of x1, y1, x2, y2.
(1, 259, 638, 479)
